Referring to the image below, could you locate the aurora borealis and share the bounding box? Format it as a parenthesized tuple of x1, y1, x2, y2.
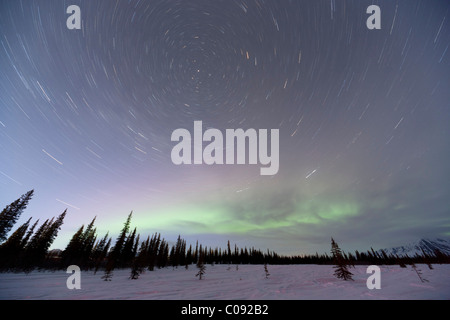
(1, 0, 449, 255)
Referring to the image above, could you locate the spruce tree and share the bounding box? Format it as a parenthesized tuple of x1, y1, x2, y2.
(38, 210, 67, 268)
(61, 225, 85, 266)
(194, 240, 199, 264)
(186, 244, 193, 266)
(120, 227, 137, 267)
(103, 212, 132, 280)
(61, 217, 98, 270)
(130, 237, 148, 280)
(42, 210, 67, 251)
(264, 263, 270, 279)
(169, 245, 176, 269)
(0, 218, 32, 270)
(21, 219, 50, 271)
(93, 234, 111, 274)
(195, 254, 206, 280)
(80, 217, 97, 266)
(111, 212, 132, 258)
(21, 210, 67, 271)
(0, 190, 34, 243)
(82, 228, 97, 267)
(157, 239, 169, 268)
(91, 233, 105, 271)
(331, 238, 353, 281)
(20, 219, 39, 249)
(146, 233, 158, 271)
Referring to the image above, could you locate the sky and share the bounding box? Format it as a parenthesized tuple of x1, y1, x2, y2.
(0, 0, 449, 255)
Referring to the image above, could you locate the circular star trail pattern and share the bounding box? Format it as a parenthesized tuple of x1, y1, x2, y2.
(0, 0, 449, 254)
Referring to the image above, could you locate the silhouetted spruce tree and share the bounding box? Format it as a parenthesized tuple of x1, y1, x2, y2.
(20, 219, 39, 249)
(209, 248, 215, 266)
(61, 225, 85, 267)
(179, 238, 186, 266)
(157, 239, 169, 268)
(0, 217, 32, 270)
(102, 212, 133, 280)
(243, 247, 249, 264)
(195, 253, 206, 280)
(169, 245, 176, 268)
(120, 227, 137, 267)
(331, 238, 353, 281)
(40, 210, 67, 268)
(113, 212, 133, 257)
(170, 235, 181, 268)
(186, 244, 193, 266)
(130, 237, 148, 280)
(0, 190, 34, 243)
(21, 210, 67, 271)
(93, 234, 111, 274)
(21, 218, 50, 270)
(83, 229, 97, 267)
(146, 233, 160, 271)
(79, 217, 97, 267)
(194, 240, 199, 264)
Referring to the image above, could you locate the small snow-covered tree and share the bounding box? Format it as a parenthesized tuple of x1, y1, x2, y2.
(264, 263, 270, 279)
(331, 238, 353, 281)
(195, 255, 206, 280)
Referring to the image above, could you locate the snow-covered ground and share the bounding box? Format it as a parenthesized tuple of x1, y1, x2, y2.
(1, 264, 449, 300)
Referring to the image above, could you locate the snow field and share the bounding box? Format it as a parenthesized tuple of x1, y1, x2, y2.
(1, 264, 449, 300)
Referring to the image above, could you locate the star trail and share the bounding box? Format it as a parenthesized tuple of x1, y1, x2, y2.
(0, 0, 449, 254)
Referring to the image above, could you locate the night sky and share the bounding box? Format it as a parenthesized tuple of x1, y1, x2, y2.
(1, 0, 449, 255)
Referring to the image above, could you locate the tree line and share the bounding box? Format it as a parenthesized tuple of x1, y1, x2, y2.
(1, 190, 449, 279)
